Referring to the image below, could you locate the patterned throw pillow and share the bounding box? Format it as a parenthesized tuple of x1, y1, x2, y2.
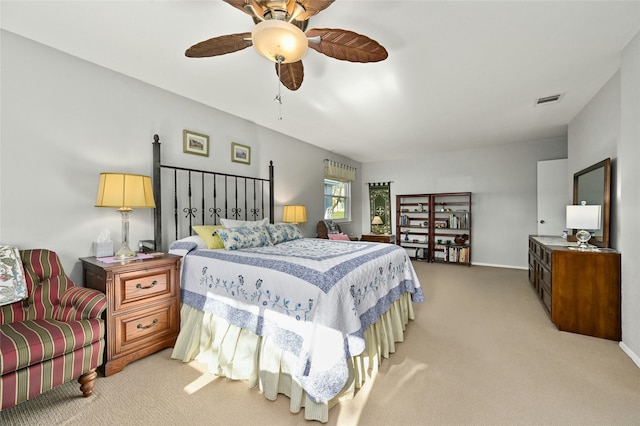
(216, 225, 274, 250)
(0, 245, 28, 306)
(266, 223, 304, 244)
(192, 225, 225, 249)
(324, 220, 341, 234)
(328, 233, 351, 241)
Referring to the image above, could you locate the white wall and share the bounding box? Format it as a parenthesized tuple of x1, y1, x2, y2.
(568, 71, 621, 248)
(619, 31, 640, 365)
(361, 138, 567, 269)
(0, 31, 362, 283)
(567, 32, 640, 366)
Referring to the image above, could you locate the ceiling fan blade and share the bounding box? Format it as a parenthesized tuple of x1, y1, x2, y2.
(285, 0, 297, 16)
(185, 33, 252, 58)
(306, 28, 388, 62)
(276, 60, 304, 91)
(295, 0, 335, 21)
(224, 0, 265, 19)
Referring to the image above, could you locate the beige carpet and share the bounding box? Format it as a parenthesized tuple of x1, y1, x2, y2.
(2, 262, 639, 425)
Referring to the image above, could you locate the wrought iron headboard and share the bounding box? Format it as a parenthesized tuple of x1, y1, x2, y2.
(152, 134, 275, 250)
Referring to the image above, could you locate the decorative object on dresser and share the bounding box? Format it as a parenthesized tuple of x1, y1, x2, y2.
(182, 130, 209, 157)
(371, 215, 384, 234)
(396, 192, 472, 265)
(231, 142, 251, 164)
(360, 234, 395, 244)
(95, 173, 156, 260)
(566, 201, 602, 249)
(1, 248, 107, 411)
(80, 254, 181, 376)
(528, 236, 620, 340)
(281, 205, 307, 225)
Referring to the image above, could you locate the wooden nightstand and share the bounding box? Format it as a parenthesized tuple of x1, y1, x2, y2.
(80, 254, 181, 376)
(360, 234, 396, 244)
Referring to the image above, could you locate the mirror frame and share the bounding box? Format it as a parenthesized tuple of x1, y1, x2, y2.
(572, 158, 611, 248)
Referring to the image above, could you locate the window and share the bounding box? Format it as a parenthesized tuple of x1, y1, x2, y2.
(324, 179, 351, 221)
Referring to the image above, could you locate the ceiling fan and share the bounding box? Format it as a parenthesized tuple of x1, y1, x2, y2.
(185, 0, 388, 91)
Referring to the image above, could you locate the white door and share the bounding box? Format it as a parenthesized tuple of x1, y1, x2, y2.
(537, 159, 568, 236)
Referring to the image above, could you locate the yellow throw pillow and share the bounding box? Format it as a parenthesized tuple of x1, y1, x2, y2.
(192, 225, 225, 249)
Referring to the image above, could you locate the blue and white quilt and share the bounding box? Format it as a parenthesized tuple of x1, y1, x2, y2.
(170, 238, 424, 403)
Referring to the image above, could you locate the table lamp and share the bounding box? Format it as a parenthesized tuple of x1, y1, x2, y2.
(95, 173, 156, 259)
(282, 205, 307, 225)
(566, 201, 601, 250)
(372, 215, 384, 234)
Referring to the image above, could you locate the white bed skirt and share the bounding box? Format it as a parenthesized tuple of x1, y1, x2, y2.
(171, 293, 415, 423)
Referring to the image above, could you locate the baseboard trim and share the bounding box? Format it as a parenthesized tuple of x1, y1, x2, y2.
(619, 341, 640, 368)
(471, 262, 528, 270)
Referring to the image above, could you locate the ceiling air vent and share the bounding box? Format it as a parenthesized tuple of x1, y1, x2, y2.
(535, 93, 563, 106)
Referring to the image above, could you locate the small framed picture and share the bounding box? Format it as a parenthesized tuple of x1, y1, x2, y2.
(231, 142, 250, 165)
(183, 130, 209, 157)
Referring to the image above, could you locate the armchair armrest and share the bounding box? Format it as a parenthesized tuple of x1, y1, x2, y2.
(54, 286, 107, 321)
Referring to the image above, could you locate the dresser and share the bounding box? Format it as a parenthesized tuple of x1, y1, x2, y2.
(528, 236, 621, 340)
(360, 234, 396, 244)
(81, 254, 181, 375)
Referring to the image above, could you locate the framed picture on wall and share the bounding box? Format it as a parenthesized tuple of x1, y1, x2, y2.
(231, 142, 250, 164)
(183, 130, 209, 157)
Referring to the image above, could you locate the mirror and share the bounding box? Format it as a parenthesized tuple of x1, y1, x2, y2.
(572, 158, 611, 248)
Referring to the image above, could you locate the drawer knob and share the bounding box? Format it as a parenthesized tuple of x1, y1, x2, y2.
(136, 280, 158, 290)
(137, 319, 159, 330)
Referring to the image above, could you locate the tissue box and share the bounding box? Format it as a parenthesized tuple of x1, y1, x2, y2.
(94, 241, 114, 257)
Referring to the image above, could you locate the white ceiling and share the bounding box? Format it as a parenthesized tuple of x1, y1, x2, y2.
(2, 1, 639, 163)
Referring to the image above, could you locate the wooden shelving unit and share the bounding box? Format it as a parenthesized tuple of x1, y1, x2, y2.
(396, 192, 472, 266)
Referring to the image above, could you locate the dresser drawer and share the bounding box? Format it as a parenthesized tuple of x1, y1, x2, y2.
(541, 286, 551, 314)
(539, 265, 552, 293)
(113, 302, 178, 356)
(540, 247, 552, 268)
(114, 267, 173, 310)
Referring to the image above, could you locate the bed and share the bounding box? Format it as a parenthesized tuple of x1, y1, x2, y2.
(151, 135, 424, 422)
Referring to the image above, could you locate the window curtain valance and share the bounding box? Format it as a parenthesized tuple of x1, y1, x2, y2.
(324, 159, 356, 182)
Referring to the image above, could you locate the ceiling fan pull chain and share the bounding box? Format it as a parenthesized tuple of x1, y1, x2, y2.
(274, 55, 284, 120)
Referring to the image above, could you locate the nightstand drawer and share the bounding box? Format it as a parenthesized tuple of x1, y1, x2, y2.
(115, 268, 172, 310)
(114, 302, 178, 356)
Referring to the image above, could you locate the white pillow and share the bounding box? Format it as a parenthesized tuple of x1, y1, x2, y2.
(220, 217, 269, 228)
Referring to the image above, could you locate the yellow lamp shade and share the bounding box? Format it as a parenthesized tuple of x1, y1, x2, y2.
(282, 205, 307, 224)
(95, 173, 156, 209)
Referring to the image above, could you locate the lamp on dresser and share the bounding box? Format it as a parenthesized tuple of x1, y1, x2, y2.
(282, 205, 307, 225)
(95, 173, 156, 259)
(566, 201, 601, 250)
(371, 215, 384, 234)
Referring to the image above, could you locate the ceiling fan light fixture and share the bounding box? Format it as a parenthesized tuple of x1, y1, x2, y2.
(251, 19, 308, 64)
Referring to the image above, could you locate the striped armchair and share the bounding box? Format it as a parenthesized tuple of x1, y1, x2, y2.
(0, 249, 107, 411)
